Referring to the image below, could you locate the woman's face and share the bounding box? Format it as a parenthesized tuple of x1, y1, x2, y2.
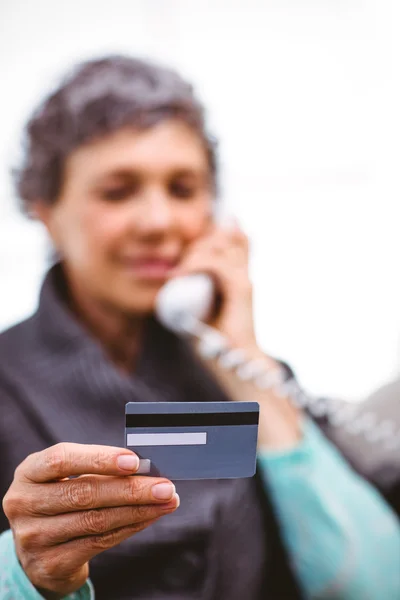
(37, 120, 213, 315)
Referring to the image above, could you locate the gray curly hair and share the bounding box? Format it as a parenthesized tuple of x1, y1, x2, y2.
(14, 55, 218, 215)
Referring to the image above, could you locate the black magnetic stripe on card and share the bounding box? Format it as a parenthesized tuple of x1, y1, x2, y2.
(125, 411, 259, 428)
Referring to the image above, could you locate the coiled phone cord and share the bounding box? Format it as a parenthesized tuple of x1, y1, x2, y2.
(180, 314, 400, 451)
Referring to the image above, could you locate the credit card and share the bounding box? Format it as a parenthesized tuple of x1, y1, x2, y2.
(125, 401, 259, 480)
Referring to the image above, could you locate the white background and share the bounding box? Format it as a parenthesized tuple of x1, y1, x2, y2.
(1, 0, 400, 400)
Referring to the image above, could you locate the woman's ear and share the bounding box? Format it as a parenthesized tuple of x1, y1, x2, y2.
(31, 200, 61, 251)
(31, 200, 51, 227)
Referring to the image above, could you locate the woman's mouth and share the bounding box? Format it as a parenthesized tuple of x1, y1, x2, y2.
(121, 257, 178, 280)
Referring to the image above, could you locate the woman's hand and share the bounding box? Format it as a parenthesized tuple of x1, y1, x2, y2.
(172, 222, 258, 351)
(2, 443, 179, 598)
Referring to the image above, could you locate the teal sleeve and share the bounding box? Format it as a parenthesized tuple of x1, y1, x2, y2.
(0, 529, 94, 600)
(258, 418, 400, 599)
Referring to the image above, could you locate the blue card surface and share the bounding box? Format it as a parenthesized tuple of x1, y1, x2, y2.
(125, 401, 259, 480)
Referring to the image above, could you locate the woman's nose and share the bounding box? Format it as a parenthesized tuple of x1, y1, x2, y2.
(134, 193, 174, 236)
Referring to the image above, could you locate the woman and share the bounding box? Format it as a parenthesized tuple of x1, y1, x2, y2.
(0, 55, 399, 600)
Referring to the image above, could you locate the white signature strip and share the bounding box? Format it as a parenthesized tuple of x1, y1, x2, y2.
(127, 432, 207, 446)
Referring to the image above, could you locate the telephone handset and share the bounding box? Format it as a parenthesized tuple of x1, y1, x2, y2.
(155, 273, 216, 334)
(155, 272, 400, 451)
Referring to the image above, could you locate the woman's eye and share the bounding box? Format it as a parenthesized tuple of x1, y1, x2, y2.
(169, 180, 196, 200)
(100, 183, 139, 202)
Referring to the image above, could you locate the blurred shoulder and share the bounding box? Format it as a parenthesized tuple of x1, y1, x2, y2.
(0, 314, 38, 360)
(0, 314, 39, 390)
(321, 379, 400, 512)
(363, 377, 400, 413)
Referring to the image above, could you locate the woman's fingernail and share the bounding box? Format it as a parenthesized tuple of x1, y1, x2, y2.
(117, 454, 139, 471)
(152, 482, 176, 500)
(161, 493, 180, 511)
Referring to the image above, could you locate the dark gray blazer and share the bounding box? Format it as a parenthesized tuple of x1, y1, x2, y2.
(0, 266, 303, 600)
